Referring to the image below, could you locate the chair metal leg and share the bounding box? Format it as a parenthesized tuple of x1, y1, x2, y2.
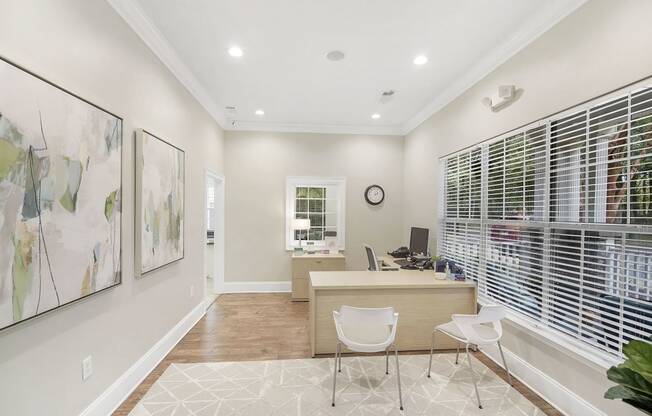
(427, 331, 435, 378)
(466, 344, 482, 409)
(338, 348, 342, 373)
(385, 347, 390, 375)
(394, 344, 404, 411)
(455, 342, 460, 365)
(332, 342, 340, 406)
(497, 341, 512, 386)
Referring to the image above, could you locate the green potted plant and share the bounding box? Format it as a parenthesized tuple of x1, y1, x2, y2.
(604, 338, 652, 415)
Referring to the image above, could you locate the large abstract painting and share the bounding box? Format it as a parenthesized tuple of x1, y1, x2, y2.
(0, 57, 122, 330)
(135, 130, 184, 276)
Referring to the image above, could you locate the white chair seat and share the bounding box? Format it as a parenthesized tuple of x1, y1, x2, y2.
(436, 321, 499, 344)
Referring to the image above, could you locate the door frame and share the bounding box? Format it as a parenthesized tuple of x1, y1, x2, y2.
(204, 170, 225, 305)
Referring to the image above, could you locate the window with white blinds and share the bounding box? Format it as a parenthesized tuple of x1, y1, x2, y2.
(440, 82, 652, 358)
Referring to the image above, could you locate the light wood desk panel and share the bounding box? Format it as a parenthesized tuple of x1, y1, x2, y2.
(309, 271, 476, 356)
(292, 253, 345, 301)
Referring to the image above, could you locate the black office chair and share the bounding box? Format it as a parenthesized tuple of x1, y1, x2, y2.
(363, 244, 379, 271)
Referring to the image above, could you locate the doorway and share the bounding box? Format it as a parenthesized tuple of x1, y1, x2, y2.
(204, 170, 224, 308)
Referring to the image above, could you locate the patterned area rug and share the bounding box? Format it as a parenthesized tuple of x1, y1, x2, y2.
(128, 354, 543, 415)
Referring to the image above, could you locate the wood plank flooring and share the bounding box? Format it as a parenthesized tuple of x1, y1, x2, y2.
(113, 293, 562, 415)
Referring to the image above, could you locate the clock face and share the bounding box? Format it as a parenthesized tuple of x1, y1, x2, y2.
(365, 185, 385, 205)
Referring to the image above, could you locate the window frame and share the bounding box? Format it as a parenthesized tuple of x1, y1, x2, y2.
(439, 79, 652, 364)
(285, 176, 346, 250)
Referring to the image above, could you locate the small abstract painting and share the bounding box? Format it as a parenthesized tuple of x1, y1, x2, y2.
(135, 130, 184, 276)
(0, 57, 122, 331)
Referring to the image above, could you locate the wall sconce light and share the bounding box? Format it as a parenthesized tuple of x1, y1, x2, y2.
(482, 85, 519, 112)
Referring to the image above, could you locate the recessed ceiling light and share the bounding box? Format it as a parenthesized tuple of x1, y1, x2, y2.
(371, 113, 381, 120)
(413, 55, 428, 65)
(326, 50, 346, 61)
(228, 46, 243, 57)
(255, 109, 265, 116)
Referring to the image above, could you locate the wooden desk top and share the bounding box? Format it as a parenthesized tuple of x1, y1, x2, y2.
(292, 252, 346, 259)
(309, 270, 476, 290)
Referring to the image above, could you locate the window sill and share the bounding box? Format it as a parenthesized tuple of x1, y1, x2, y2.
(477, 296, 621, 372)
(285, 248, 346, 252)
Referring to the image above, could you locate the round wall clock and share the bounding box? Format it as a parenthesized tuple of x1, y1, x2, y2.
(365, 184, 385, 205)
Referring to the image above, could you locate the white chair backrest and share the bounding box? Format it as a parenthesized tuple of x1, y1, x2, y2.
(333, 305, 399, 351)
(476, 304, 506, 323)
(363, 244, 379, 271)
(452, 304, 505, 344)
(337, 305, 395, 326)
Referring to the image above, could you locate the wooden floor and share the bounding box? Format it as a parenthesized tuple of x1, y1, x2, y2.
(113, 293, 562, 415)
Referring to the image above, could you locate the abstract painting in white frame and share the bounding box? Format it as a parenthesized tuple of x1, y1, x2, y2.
(135, 129, 185, 276)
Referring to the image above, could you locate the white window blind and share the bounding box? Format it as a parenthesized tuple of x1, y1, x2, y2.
(440, 82, 652, 358)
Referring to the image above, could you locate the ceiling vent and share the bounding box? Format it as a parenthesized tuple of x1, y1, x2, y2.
(380, 90, 395, 104)
(326, 50, 345, 61)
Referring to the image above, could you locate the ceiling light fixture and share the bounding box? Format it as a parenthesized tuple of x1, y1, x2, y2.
(413, 55, 428, 65)
(255, 109, 265, 116)
(228, 46, 243, 57)
(371, 113, 381, 120)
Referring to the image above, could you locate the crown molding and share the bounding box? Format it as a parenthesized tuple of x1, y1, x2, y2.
(107, 0, 227, 128)
(109, 0, 587, 137)
(400, 0, 589, 135)
(227, 120, 404, 136)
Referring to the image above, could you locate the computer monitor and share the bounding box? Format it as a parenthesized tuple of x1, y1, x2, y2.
(409, 227, 429, 255)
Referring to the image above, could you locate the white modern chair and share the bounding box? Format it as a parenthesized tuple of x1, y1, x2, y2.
(426, 305, 512, 409)
(363, 244, 380, 271)
(332, 305, 404, 410)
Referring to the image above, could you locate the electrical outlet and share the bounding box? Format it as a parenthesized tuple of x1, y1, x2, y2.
(190, 285, 195, 298)
(82, 356, 93, 381)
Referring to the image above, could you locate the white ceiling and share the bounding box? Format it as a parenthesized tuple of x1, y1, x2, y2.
(110, 0, 587, 135)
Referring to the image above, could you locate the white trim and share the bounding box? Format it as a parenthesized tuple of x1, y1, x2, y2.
(229, 121, 403, 136)
(401, 0, 588, 135)
(78, 302, 205, 416)
(204, 170, 225, 297)
(222, 281, 291, 293)
(107, 0, 227, 128)
(480, 343, 607, 416)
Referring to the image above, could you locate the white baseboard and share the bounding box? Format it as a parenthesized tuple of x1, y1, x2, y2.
(79, 302, 206, 416)
(222, 281, 291, 293)
(480, 344, 607, 416)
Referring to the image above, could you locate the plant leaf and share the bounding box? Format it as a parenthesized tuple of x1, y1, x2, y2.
(606, 385, 652, 414)
(622, 340, 652, 384)
(605, 385, 638, 400)
(623, 398, 652, 415)
(607, 367, 652, 398)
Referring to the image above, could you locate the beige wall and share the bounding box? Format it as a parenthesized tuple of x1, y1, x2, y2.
(224, 131, 404, 282)
(402, 0, 652, 414)
(0, 1, 224, 415)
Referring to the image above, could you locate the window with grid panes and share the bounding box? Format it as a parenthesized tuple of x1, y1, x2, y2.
(286, 177, 346, 250)
(439, 82, 652, 359)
